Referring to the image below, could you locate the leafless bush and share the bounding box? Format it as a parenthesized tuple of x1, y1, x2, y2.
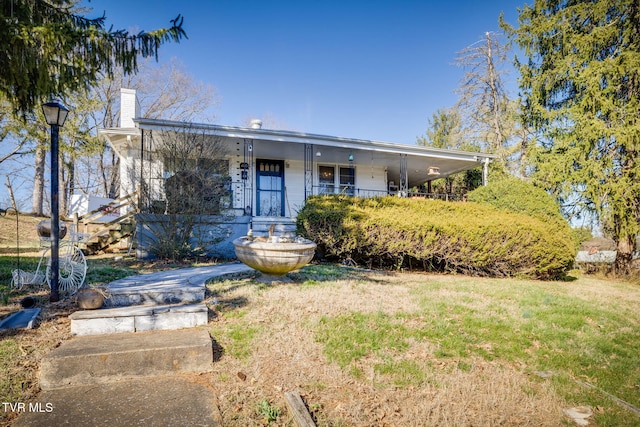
(136, 125, 231, 260)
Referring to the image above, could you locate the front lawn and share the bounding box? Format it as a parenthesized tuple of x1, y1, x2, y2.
(1, 259, 639, 425)
(206, 265, 640, 426)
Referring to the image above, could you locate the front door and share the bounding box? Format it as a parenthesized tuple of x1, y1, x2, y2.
(256, 159, 285, 216)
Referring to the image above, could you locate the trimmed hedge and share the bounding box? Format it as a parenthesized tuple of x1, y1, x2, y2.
(297, 195, 576, 279)
(469, 176, 587, 249)
(467, 176, 564, 222)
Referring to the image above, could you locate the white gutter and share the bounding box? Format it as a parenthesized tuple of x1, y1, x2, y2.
(130, 118, 496, 164)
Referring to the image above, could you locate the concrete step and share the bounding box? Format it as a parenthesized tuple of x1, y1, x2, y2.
(68, 264, 252, 336)
(69, 303, 208, 336)
(104, 271, 205, 308)
(40, 328, 213, 390)
(102, 263, 253, 308)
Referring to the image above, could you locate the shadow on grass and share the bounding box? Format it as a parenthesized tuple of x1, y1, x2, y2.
(211, 337, 225, 362)
(205, 271, 256, 317)
(287, 262, 387, 284)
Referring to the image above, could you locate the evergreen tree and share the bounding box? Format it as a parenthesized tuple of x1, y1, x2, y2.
(0, 0, 186, 115)
(503, 0, 640, 271)
(417, 108, 463, 149)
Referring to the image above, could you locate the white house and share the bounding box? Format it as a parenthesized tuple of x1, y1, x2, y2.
(99, 89, 495, 258)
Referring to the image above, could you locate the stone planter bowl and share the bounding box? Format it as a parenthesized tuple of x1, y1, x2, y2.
(233, 237, 316, 276)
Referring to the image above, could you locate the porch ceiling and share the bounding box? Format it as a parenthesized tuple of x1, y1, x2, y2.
(246, 137, 483, 188)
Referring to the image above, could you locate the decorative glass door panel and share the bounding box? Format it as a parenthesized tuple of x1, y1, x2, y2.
(256, 159, 285, 216)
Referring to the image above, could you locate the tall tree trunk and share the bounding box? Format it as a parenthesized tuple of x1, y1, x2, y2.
(108, 153, 120, 198)
(99, 146, 121, 198)
(519, 127, 529, 178)
(615, 235, 634, 275)
(99, 149, 108, 197)
(68, 158, 75, 213)
(5, 175, 18, 212)
(486, 32, 504, 154)
(32, 144, 46, 216)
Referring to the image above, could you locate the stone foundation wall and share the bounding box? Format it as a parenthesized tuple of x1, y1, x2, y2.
(135, 214, 250, 259)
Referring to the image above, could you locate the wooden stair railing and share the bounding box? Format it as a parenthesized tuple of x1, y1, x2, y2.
(72, 192, 138, 252)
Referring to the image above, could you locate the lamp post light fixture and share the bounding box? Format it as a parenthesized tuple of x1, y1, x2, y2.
(42, 100, 70, 302)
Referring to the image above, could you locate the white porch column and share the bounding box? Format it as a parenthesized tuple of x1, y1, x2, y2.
(482, 157, 490, 186)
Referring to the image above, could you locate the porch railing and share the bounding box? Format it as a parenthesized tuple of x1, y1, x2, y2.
(311, 185, 465, 201)
(138, 179, 465, 215)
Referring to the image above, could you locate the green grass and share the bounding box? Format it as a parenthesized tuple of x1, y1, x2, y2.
(374, 357, 432, 387)
(288, 263, 368, 288)
(204, 264, 364, 361)
(409, 278, 640, 403)
(210, 321, 261, 360)
(0, 339, 30, 404)
(0, 255, 41, 291)
(316, 311, 412, 369)
(256, 398, 281, 424)
(206, 280, 261, 359)
(0, 255, 136, 293)
(82, 258, 137, 285)
(312, 274, 640, 425)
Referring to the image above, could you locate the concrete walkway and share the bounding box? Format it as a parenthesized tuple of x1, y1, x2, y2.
(103, 262, 253, 308)
(12, 262, 255, 427)
(105, 262, 254, 296)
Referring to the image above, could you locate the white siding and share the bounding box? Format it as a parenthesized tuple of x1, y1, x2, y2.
(229, 157, 253, 214)
(353, 164, 388, 196)
(284, 160, 306, 216)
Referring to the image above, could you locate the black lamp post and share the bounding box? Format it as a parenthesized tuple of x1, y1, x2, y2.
(42, 100, 70, 302)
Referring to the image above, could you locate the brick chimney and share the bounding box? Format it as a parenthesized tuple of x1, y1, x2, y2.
(120, 88, 140, 128)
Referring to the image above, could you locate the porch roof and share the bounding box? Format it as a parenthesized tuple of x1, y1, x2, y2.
(101, 118, 496, 188)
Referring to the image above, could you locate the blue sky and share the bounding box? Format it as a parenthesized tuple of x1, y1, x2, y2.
(83, 0, 523, 144)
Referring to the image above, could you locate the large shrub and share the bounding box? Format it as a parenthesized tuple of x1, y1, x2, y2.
(469, 176, 585, 250)
(297, 195, 576, 279)
(467, 176, 564, 222)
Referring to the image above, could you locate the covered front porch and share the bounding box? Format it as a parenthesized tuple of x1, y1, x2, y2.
(101, 118, 493, 222)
